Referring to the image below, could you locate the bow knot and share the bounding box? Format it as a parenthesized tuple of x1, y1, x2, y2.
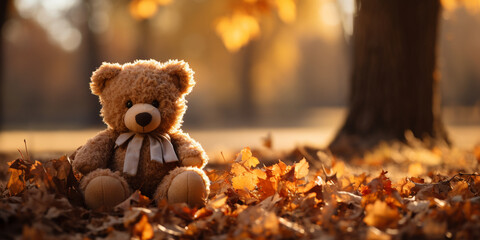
(115, 132, 178, 176)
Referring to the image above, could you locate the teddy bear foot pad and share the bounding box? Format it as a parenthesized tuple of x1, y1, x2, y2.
(84, 175, 130, 210)
(166, 170, 208, 207)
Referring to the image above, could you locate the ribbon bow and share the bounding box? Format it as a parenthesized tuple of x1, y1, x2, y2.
(115, 132, 179, 176)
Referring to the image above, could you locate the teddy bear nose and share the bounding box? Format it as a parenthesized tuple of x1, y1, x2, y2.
(135, 112, 152, 127)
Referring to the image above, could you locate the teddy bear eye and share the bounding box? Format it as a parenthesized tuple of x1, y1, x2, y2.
(152, 100, 160, 108)
(126, 100, 133, 108)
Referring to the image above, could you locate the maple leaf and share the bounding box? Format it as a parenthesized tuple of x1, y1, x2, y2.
(236, 147, 260, 168)
(362, 170, 393, 196)
(232, 171, 258, 191)
(271, 160, 288, 176)
(231, 162, 247, 176)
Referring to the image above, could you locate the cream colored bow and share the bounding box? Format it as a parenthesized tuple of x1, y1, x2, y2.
(115, 132, 179, 176)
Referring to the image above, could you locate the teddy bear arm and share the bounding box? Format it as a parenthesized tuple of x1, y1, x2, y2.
(170, 131, 208, 168)
(73, 129, 117, 175)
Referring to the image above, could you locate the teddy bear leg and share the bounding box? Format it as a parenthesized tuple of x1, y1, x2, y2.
(154, 167, 210, 207)
(80, 169, 131, 210)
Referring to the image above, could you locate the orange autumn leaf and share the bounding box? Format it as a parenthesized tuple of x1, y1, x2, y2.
(245, 156, 260, 168)
(252, 169, 267, 180)
(257, 177, 277, 200)
(474, 144, 480, 162)
(294, 158, 309, 179)
(271, 160, 288, 177)
(7, 167, 25, 196)
(133, 214, 154, 240)
(232, 171, 258, 191)
(231, 163, 247, 176)
(237, 147, 260, 168)
(364, 200, 401, 229)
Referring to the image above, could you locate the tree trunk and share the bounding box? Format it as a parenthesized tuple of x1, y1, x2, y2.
(137, 19, 151, 59)
(0, 0, 9, 129)
(329, 0, 449, 155)
(238, 42, 256, 124)
(83, 0, 103, 126)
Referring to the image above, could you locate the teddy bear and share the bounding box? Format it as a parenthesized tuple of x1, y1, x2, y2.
(72, 59, 210, 210)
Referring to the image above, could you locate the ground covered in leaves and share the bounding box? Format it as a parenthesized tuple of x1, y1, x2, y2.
(2, 138, 480, 239)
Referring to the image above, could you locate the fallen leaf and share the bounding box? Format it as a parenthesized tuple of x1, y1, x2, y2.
(133, 214, 154, 240)
(364, 200, 400, 229)
(294, 158, 309, 179)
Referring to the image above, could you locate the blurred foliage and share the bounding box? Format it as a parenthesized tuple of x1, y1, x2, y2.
(129, 0, 173, 20)
(442, 0, 480, 13)
(215, 0, 296, 52)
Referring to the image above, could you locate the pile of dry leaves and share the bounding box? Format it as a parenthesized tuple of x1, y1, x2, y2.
(2, 144, 480, 239)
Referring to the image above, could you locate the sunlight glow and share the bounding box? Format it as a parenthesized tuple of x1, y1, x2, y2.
(215, 11, 260, 52)
(319, 1, 340, 27)
(14, 0, 82, 52)
(129, 0, 173, 20)
(337, 0, 354, 37)
(442, 0, 480, 13)
(315, 0, 342, 42)
(276, 0, 296, 23)
(129, 0, 158, 20)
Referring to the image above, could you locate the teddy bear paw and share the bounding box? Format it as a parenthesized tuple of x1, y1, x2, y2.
(84, 175, 130, 210)
(167, 170, 207, 207)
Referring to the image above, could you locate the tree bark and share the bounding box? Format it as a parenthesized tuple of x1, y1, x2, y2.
(329, 0, 449, 155)
(0, 0, 9, 129)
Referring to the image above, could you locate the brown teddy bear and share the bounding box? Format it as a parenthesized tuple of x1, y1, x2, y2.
(72, 59, 210, 210)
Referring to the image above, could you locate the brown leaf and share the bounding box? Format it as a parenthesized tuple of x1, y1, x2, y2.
(115, 190, 151, 211)
(283, 167, 295, 182)
(7, 167, 25, 196)
(257, 177, 277, 200)
(364, 200, 400, 229)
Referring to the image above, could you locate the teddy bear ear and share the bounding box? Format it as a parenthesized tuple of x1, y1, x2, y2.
(163, 60, 195, 95)
(90, 62, 122, 95)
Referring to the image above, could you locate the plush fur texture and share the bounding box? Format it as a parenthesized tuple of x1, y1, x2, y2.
(72, 59, 209, 207)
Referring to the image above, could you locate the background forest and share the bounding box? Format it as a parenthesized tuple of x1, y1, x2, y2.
(1, 0, 479, 128)
(0, 0, 479, 157)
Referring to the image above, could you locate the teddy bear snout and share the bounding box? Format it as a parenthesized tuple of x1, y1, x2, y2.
(135, 112, 152, 127)
(124, 103, 161, 133)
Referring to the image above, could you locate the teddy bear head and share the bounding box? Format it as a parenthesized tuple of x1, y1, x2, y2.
(90, 59, 195, 134)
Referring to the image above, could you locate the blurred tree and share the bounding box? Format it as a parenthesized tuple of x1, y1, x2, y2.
(215, 0, 296, 123)
(329, 0, 450, 155)
(0, 0, 11, 129)
(83, 0, 104, 126)
(129, 0, 170, 59)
